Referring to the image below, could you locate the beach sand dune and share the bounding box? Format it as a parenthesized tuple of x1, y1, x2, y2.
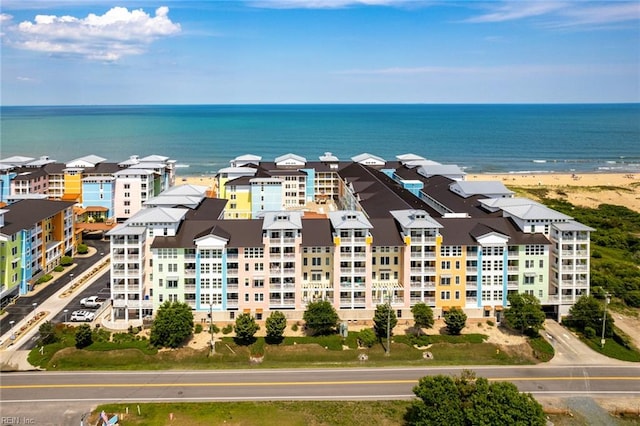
(466, 173, 639, 212)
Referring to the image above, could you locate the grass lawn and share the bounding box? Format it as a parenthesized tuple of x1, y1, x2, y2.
(89, 401, 411, 426)
(28, 326, 539, 370)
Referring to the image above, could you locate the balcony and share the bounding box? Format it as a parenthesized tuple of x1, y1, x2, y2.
(184, 269, 197, 277)
(113, 299, 153, 309)
(340, 267, 366, 274)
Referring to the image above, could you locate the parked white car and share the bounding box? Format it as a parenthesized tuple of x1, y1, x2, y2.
(80, 296, 103, 308)
(70, 310, 95, 322)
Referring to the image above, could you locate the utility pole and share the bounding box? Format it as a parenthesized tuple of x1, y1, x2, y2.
(385, 296, 391, 357)
(601, 293, 610, 348)
(210, 302, 215, 355)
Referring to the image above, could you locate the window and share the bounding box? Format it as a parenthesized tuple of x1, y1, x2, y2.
(525, 245, 545, 255)
(440, 291, 451, 300)
(440, 277, 451, 285)
(455, 291, 460, 299)
(525, 260, 534, 268)
(441, 261, 451, 270)
(254, 293, 264, 302)
(539, 260, 544, 268)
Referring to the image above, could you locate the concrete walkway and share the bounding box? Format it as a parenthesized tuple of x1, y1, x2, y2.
(544, 319, 632, 365)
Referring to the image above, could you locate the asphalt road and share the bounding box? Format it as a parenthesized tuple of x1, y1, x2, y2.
(2, 365, 639, 404)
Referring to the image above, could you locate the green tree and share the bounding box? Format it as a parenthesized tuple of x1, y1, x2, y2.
(77, 243, 89, 254)
(465, 378, 545, 425)
(566, 295, 613, 338)
(150, 301, 194, 348)
(60, 255, 74, 266)
(357, 328, 377, 348)
(504, 293, 546, 336)
(75, 324, 93, 348)
(265, 311, 287, 344)
(405, 374, 465, 425)
(373, 303, 398, 339)
(303, 300, 339, 336)
(234, 313, 260, 345)
(38, 321, 58, 345)
(406, 371, 545, 426)
(444, 307, 467, 335)
(411, 303, 434, 331)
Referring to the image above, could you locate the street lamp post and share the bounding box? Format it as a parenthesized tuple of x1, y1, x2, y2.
(63, 309, 69, 323)
(9, 320, 15, 340)
(601, 293, 611, 348)
(32, 302, 38, 321)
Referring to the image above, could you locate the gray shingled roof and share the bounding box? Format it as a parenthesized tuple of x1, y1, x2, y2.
(0, 199, 75, 235)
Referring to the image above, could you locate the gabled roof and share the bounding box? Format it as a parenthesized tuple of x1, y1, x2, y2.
(275, 153, 306, 165)
(501, 204, 573, 221)
(114, 168, 154, 176)
(139, 154, 169, 162)
(478, 197, 543, 212)
(161, 184, 209, 197)
(0, 156, 35, 165)
(417, 164, 465, 179)
(127, 207, 188, 224)
(396, 153, 426, 162)
(67, 155, 107, 168)
(27, 157, 56, 167)
(351, 152, 385, 166)
(390, 209, 443, 229)
(328, 210, 373, 229)
(261, 211, 303, 230)
(450, 181, 514, 198)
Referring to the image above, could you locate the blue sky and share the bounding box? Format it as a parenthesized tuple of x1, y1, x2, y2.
(1, 1, 639, 105)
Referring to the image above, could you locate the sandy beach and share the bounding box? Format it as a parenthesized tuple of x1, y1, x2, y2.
(179, 172, 639, 213)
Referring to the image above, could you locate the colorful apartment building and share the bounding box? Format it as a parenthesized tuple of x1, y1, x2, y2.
(0, 154, 177, 223)
(107, 153, 593, 323)
(0, 199, 76, 304)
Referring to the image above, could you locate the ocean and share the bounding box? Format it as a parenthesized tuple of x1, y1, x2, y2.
(1, 104, 638, 176)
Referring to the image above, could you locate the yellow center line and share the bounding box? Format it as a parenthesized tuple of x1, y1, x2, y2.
(2, 377, 639, 390)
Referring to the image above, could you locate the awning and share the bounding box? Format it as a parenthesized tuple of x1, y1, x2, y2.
(495, 306, 503, 311)
(256, 308, 263, 313)
(442, 306, 450, 312)
(243, 309, 251, 314)
(484, 306, 492, 311)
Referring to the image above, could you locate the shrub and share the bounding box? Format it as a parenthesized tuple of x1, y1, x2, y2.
(486, 320, 495, 327)
(584, 326, 596, 339)
(623, 290, 640, 308)
(36, 274, 53, 284)
(75, 324, 93, 348)
(77, 243, 89, 254)
(291, 323, 299, 332)
(54, 266, 64, 272)
(209, 323, 220, 334)
(222, 324, 233, 334)
(195, 324, 203, 334)
(357, 328, 377, 348)
(60, 256, 74, 266)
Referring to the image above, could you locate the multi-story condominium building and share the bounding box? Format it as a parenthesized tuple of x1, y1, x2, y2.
(0, 154, 177, 223)
(106, 153, 593, 324)
(0, 199, 76, 305)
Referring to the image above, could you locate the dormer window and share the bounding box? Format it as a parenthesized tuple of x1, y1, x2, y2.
(276, 214, 289, 221)
(346, 214, 357, 220)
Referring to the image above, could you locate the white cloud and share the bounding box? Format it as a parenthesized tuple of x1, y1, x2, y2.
(462, 2, 567, 23)
(462, 1, 639, 28)
(7, 6, 180, 61)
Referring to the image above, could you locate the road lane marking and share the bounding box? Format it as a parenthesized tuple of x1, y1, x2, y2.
(2, 376, 639, 389)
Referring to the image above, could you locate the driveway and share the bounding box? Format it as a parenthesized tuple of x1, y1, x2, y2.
(544, 319, 631, 365)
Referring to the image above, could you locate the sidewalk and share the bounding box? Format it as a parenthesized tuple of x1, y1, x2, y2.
(0, 255, 110, 371)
